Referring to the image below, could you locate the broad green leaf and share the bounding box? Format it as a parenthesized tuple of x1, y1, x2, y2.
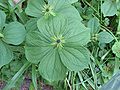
(112, 41, 120, 58)
(59, 46, 90, 71)
(58, 5, 82, 21)
(0, 40, 13, 68)
(37, 14, 67, 39)
(0, 10, 6, 30)
(39, 49, 67, 82)
(25, 31, 51, 64)
(26, 10, 90, 81)
(87, 17, 100, 34)
(65, 29, 90, 46)
(37, 15, 90, 46)
(101, 0, 117, 16)
(25, 18, 38, 32)
(98, 31, 114, 43)
(25, 0, 45, 18)
(2, 21, 26, 45)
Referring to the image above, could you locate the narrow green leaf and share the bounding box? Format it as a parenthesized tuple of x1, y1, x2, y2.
(32, 65, 38, 90)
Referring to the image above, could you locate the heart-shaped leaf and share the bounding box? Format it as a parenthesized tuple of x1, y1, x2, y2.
(98, 31, 114, 44)
(101, 0, 117, 16)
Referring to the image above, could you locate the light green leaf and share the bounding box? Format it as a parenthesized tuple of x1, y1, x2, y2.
(25, 31, 51, 64)
(25, 0, 45, 17)
(2, 21, 26, 45)
(98, 31, 114, 43)
(59, 46, 90, 71)
(0, 10, 6, 30)
(25, 0, 82, 21)
(101, 0, 117, 16)
(25, 18, 38, 32)
(37, 15, 90, 46)
(0, 40, 13, 68)
(112, 41, 120, 58)
(39, 49, 67, 82)
(58, 5, 82, 21)
(37, 14, 67, 38)
(65, 28, 90, 46)
(87, 17, 100, 34)
(26, 11, 90, 81)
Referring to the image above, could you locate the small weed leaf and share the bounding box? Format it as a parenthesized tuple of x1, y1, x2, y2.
(101, 0, 117, 16)
(112, 41, 120, 58)
(87, 17, 100, 35)
(98, 31, 114, 44)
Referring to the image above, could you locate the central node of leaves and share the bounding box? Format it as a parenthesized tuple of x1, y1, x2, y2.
(42, 4, 56, 17)
(56, 39, 61, 43)
(0, 32, 4, 38)
(51, 35, 65, 48)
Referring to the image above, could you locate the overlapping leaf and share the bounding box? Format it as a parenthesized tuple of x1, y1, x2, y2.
(25, 0, 82, 21)
(25, 15, 90, 81)
(0, 10, 26, 68)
